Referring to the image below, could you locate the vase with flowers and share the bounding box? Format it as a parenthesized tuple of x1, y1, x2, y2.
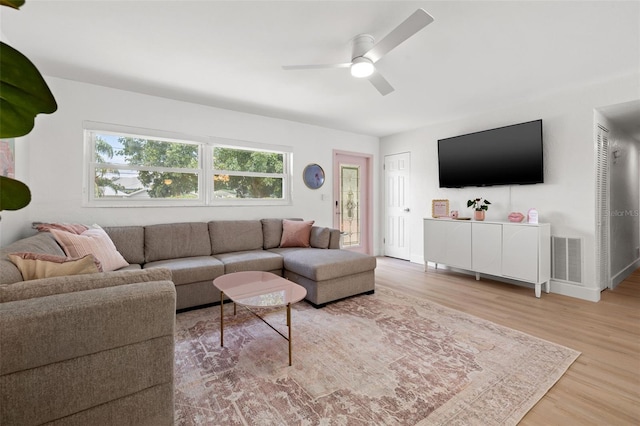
(467, 198, 491, 221)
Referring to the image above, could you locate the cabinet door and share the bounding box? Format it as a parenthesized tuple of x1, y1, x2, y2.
(444, 221, 472, 269)
(424, 220, 471, 269)
(424, 219, 446, 264)
(472, 223, 502, 275)
(502, 225, 538, 283)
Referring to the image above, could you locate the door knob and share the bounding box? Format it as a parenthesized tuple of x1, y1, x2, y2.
(404, 208, 410, 212)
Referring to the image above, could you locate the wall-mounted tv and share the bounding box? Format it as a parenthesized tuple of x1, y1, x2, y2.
(437, 119, 543, 188)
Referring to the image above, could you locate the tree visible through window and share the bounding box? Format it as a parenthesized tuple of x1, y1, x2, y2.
(117, 137, 199, 199)
(86, 125, 291, 206)
(92, 133, 200, 201)
(94, 137, 125, 197)
(213, 147, 284, 199)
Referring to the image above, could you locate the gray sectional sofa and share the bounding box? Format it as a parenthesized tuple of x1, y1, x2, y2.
(0, 218, 376, 425)
(1, 218, 376, 310)
(103, 218, 376, 309)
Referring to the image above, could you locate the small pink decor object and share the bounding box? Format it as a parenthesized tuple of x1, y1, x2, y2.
(474, 210, 485, 221)
(508, 212, 525, 222)
(527, 208, 539, 224)
(450, 210, 459, 219)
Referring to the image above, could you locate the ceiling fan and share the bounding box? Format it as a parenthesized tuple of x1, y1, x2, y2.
(282, 9, 434, 96)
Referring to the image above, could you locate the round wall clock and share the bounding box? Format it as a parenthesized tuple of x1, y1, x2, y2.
(303, 163, 325, 189)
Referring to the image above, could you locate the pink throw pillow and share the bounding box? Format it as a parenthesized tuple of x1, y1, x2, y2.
(280, 220, 315, 248)
(33, 222, 89, 234)
(50, 226, 129, 272)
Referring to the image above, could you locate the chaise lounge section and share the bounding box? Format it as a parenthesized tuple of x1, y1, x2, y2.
(274, 248, 376, 307)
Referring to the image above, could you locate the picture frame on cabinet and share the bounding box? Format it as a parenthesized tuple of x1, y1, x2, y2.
(432, 199, 449, 218)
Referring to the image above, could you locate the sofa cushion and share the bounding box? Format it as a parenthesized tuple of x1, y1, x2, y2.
(50, 226, 129, 272)
(144, 222, 211, 262)
(118, 264, 142, 271)
(310, 226, 330, 249)
(261, 219, 283, 249)
(214, 250, 283, 274)
(144, 256, 224, 286)
(0, 233, 66, 285)
(209, 220, 263, 254)
(280, 220, 314, 248)
(279, 248, 376, 281)
(328, 229, 342, 249)
(103, 226, 145, 265)
(8, 253, 101, 281)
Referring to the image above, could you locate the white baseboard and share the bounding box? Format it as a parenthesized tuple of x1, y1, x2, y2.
(611, 258, 640, 288)
(549, 280, 601, 302)
(405, 259, 602, 302)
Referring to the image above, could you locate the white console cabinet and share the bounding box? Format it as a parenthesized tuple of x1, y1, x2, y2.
(424, 218, 551, 297)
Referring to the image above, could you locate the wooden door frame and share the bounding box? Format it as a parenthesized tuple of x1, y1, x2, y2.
(333, 150, 373, 255)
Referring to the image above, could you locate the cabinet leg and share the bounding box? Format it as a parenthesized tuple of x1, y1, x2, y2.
(545, 281, 550, 294)
(475, 272, 480, 281)
(535, 284, 541, 298)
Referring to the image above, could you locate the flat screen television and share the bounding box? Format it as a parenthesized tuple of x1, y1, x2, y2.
(437, 119, 543, 188)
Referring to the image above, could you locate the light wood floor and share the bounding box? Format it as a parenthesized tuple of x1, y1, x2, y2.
(375, 256, 640, 425)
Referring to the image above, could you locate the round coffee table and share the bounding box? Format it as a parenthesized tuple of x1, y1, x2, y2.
(213, 271, 307, 366)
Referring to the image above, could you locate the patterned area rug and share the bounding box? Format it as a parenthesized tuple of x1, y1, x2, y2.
(174, 285, 579, 425)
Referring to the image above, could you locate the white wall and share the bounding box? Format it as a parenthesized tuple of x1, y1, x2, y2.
(1, 77, 380, 251)
(379, 73, 639, 302)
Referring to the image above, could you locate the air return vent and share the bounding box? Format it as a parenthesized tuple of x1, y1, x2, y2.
(552, 236, 583, 284)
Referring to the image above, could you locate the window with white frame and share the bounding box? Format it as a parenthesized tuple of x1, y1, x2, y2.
(84, 122, 292, 206)
(212, 145, 286, 200)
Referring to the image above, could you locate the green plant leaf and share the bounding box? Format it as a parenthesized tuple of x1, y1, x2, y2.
(0, 0, 25, 9)
(0, 42, 57, 138)
(0, 175, 31, 211)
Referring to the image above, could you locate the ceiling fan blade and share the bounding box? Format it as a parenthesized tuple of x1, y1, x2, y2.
(365, 8, 434, 63)
(282, 63, 351, 70)
(368, 70, 394, 96)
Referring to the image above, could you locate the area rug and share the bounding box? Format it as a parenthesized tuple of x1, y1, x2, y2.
(174, 285, 580, 425)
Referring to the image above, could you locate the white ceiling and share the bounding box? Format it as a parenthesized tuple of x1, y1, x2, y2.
(2, 0, 639, 137)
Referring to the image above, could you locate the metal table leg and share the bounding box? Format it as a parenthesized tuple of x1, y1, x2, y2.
(220, 291, 224, 347)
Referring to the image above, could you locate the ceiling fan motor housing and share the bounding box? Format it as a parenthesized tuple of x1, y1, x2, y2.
(350, 34, 376, 78)
(351, 34, 375, 60)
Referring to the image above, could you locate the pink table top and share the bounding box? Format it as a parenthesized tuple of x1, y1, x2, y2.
(213, 271, 307, 308)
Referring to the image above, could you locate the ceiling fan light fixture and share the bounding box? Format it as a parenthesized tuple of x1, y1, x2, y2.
(350, 57, 374, 78)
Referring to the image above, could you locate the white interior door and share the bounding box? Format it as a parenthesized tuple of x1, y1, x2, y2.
(384, 152, 411, 260)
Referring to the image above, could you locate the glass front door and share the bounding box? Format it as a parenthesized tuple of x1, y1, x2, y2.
(340, 164, 361, 248)
(333, 151, 371, 254)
